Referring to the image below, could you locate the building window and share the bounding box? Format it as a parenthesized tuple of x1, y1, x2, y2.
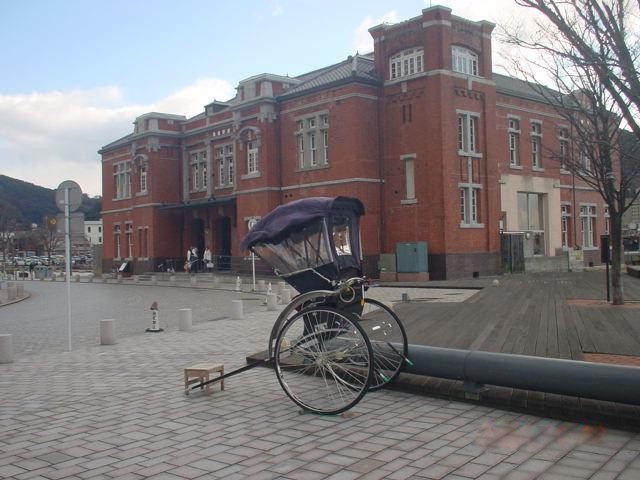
(558, 128, 570, 171)
(125, 223, 133, 259)
(190, 151, 207, 191)
(87, 226, 92, 233)
(137, 226, 149, 259)
(114, 224, 121, 259)
(460, 188, 481, 224)
(309, 132, 317, 166)
(581, 205, 596, 248)
(389, 48, 424, 80)
(323, 130, 329, 164)
(452, 46, 479, 76)
(139, 163, 148, 193)
(403, 155, 416, 202)
(458, 113, 478, 154)
(531, 122, 542, 169)
(604, 206, 610, 235)
(296, 113, 328, 169)
(580, 146, 591, 173)
(298, 135, 305, 168)
(216, 145, 234, 187)
(508, 118, 521, 167)
(113, 161, 131, 199)
(247, 141, 258, 174)
(561, 204, 572, 248)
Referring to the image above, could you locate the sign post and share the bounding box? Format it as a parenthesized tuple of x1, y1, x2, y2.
(56, 180, 82, 352)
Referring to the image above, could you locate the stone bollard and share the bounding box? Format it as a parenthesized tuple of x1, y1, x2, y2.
(179, 308, 192, 331)
(169, 275, 176, 285)
(6, 286, 17, 301)
(213, 275, 221, 286)
(74, 274, 81, 282)
(87, 274, 94, 283)
(16, 285, 24, 298)
(151, 275, 157, 285)
(281, 288, 291, 304)
(232, 299, 244, 319)
(277, 281, 286, 294)
(257, 279, 266, 292)
(267, 293, 278, 311)
(117, 274, 123, 284)
(0, 334, 14, 363)
(133, 275, 139, 283)
(100, 319, 116, 345)
(190, 275, 197, 286)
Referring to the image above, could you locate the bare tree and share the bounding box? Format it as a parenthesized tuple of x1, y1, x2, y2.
(500, 0, 640, 304)
(0, 200, 24, 272)
(37, 216, 63, 265)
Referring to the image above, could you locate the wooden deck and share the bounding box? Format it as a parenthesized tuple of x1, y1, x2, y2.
(396, 270, 640, 360)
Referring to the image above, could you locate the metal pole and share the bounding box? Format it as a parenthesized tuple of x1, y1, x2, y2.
(606, 260, 611, 302)
(251, 252, 256, 292)
(65, 187, 72, 352)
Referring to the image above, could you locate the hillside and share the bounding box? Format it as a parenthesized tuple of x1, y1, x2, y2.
(0, 175, 101, 226)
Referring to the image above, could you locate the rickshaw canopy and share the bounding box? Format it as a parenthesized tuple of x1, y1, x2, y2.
(240, 196, 364, 251)
(240, 196, 365, 293)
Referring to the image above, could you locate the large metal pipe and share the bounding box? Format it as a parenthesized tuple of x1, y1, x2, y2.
(404, 345, 640, 406)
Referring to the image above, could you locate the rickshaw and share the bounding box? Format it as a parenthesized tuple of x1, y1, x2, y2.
(188, 197, 409, 415)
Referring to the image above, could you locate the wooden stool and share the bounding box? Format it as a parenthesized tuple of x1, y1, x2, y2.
(184, 363, 224, 395)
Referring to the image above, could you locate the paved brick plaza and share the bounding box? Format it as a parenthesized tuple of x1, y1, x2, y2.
(1, 279, 639, 479)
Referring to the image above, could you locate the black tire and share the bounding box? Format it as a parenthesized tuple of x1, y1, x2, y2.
(357, 298, 409, 391)
(274, 306, 373, 415)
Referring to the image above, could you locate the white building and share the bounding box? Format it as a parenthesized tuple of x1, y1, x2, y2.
(84, 220, 103, 245)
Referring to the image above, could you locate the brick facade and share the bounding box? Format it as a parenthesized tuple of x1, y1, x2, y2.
(99, 6, 611, 279)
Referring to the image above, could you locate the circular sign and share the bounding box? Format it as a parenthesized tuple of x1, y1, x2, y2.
(55, 180, 83, 213)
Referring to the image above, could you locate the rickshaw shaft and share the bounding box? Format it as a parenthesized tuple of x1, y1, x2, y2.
(189, 359, 271, 391)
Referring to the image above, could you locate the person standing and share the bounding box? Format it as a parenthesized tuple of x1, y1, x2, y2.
(203, 247, 212, 272)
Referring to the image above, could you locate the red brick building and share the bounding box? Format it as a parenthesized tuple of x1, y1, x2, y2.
(99, 6, 608, 279)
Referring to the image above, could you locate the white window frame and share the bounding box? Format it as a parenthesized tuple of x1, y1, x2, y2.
(114, 224, 122, 260)
(247, 141, 258, 174)
(389, 48, 424, 80)
(558, 127, 570, 172)
(113, 161, 132, 199)
(508, 118, 521, 167)
(452, 46, 479, 76)
(561, 204, 572, 248)
(531, 121, 542, 170)
(190, 150, 207, 191)
(580, 204, 597, 248)
(604, 206, 610, 235)
(216, 145, 234, 187)
(458, 113, 478, 154)
(139, 163, 148, 193)
(296, 112, 328, 169)
(401, 154, 417, 204)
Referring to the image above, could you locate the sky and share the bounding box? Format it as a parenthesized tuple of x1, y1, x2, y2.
(0, 0, 522, 197)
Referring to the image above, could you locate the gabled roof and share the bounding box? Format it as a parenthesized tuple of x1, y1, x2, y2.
(280, 52, 379, 98)
(494, 73, 559, 103)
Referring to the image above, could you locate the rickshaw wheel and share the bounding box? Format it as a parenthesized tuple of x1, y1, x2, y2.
(274, 306, 373, 415)
(357, 298, 409, 391)
(268, 290, 334, 358)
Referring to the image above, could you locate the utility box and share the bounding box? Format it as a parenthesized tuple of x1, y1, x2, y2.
(396, 242, 429, 281)
(378, 253, 397, 282)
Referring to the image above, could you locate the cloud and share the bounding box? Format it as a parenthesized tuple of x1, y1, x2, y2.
(271, 3, 284, 16)
(0, 78, 234, 197)
(353, 11, 398, 54)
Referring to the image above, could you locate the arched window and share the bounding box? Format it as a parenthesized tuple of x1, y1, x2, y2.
(389, 48, 424, 80)
(452, 46, 479, 76)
